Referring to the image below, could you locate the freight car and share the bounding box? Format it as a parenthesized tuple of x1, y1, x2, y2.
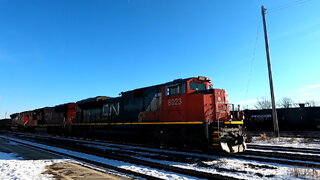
(243, 106, 320, 131)
(0, 118, 11, 132)
(11, 76, 246, 153)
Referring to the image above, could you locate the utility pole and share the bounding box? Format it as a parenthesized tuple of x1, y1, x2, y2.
(261, 6, 280, 137)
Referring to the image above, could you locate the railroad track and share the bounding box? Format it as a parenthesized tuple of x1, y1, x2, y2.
(243, 144, 320, 166)
(247, 144, 320, 154)
(0, 135, 166, 180)
(4, 132, 320, 179)
(2, 133, 240, 180)
(243, 149, 320, 163)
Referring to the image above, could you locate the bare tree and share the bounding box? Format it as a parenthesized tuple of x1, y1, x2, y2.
(292, 103, 301, 108)
(255, 97, 272, 110)
(305, 100, 319, 107)
(277, 97, 294, 108)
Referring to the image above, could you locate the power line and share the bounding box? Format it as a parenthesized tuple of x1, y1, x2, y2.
(268, 0, 314, 13)
(244, 18, 261, 103)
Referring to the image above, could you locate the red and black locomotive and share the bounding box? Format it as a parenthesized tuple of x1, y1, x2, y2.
(11, 76, 246, 153)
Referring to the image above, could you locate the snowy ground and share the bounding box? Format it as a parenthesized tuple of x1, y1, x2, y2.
(128, 150, 320, 180)
(0, 150, 72, 180)
(249, 135, 320, 149)
(81, 136, 320, 179)
(0, 136, 204, 180)
(1, 134, 320, 180)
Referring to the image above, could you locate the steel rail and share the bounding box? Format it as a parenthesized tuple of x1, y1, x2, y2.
(3, 133, 240, 180)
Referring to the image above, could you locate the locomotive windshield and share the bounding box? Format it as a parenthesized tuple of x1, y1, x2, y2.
(189, 82, 206, 91)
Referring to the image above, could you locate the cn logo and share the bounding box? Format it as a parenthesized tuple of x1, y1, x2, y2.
(168, 98, 182, 106)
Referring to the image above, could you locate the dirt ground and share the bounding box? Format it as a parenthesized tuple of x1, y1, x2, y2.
(44, 162, 129, 180)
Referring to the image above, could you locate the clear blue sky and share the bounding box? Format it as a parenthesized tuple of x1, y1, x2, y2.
(1, 0, 320, 118)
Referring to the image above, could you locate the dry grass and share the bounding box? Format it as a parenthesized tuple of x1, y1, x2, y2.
(291, 167, 319, 179)
(259, 133, 269, 141)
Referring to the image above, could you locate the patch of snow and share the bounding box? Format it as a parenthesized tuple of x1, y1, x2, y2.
(247, 148, 320, 157)
(60, 135, 320, 179)
(118, 165, 203, 180)
(0, 151, 69, 180)
(0, 136, 203, 180)
(126, 150, 320, 179)
(182, 156, 318, 179)
(7, 134, 320, 179)
(198, 158, 320, 180)
(237, 154, 320, 166)
(250, 136, 320, 150)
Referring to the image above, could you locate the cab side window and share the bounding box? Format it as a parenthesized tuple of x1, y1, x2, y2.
(165, 83, 186, 96)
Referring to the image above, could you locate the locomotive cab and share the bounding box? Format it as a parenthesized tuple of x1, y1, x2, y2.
(162, 76, 246, 153)
(189, 77, 246, 153)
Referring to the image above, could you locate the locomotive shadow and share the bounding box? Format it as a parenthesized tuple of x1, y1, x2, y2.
(0, 139, 64, 160)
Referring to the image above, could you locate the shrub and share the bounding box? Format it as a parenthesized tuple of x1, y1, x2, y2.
(291, 167, 319, 179)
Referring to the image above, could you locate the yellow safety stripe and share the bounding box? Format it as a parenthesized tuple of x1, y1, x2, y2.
(213, 131, 219, 134)
(212, 143, 220, 147)
(224, 121, 243, 125)
(24, 121, 204, 127)
(73, 121, 204, 126)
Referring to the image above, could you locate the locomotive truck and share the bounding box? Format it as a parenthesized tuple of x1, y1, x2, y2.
(11, 76, 246, 153)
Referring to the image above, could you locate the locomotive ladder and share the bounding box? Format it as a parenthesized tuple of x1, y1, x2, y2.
(208, 123, 221, 149)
